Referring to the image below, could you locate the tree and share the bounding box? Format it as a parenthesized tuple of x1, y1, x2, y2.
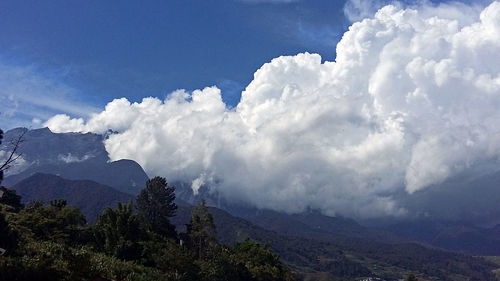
(50, 199, 67, 209)
(0, 211, 18, 255)
(0, 129, 3, 183)
(231, 239, 296, 281)
(141, 236, 199, 280)
(16, 200, 86, 244)
(0, 186, 23, 212)
(93, 201, 146, 260)
(405, 273, 418, 281)
(186, 200, 216, 259)
(0, 128, 26, 184)
(136, 176, 177, 238)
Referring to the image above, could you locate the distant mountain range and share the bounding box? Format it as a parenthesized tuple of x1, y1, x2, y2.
(3, 127, 500, 280)
(2, 127, 149, 195)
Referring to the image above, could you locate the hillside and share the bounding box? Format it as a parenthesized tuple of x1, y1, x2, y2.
(11, 173, 133, 222)
(171, 205, 498, 281)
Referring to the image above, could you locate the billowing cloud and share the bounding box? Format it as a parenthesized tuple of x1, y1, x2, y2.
(46, 1, 500, 218)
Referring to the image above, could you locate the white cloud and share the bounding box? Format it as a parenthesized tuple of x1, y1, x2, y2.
(46, 1, 500, 218)
(57, 153, 93, 163)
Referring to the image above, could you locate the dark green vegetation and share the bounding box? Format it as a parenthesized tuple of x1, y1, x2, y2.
(0, 176, 296, 281)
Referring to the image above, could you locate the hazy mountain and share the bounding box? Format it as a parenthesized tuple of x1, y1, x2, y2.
(2, 127, 149, 195)
(241, 210, 406, 245)
(373, 219, 500, 256)
(171, 204, 497, 281)
(11, 173, 133, 222)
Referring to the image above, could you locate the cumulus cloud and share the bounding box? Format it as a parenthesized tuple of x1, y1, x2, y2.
(46, 1, 500, 218)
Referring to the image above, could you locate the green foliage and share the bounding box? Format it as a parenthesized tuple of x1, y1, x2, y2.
(231, 239, 296, 281)
(196, 243, 253, 281)
(136, 176, 177, 238)
(405, 273, 418, 281)
(193, 240, 297, 281)
(89, 252, 169, 281)
(15, 200, 86, 245)
(92, 201, 146, 260)
(141, 235, 199, 280)
(0, 186, 23, 212)
(186, 199, 216, 259)
(0, 241, 169, 281)
(0, 211, 18, 254)
(50, 199, 67, 209)
(0, 180, 300, 281)
(0, 241, 94, 281)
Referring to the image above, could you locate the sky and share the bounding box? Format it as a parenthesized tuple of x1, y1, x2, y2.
(0, 0, 351, 128)
(2, 0, 500, 219)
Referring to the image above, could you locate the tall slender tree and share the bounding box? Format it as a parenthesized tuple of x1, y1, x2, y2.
(186, 199, 216, 259)
(93, 201, 145, 260)
(136, 176, 177, 238)
(0, 129, 3, 184)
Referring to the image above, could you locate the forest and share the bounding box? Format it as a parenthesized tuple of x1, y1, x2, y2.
(0, 175, 297, 281)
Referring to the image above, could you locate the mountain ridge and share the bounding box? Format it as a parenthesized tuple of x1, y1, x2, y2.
(2, 127, 149, 195)
(11, 173, 133, 222)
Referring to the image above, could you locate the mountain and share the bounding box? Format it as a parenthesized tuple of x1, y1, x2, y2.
(11, 173, 133, 222)
(2, 127, 149, 195)
(6, 171, 497, 280)
(374, 219, 500, 256)
(171, 204, 498, 281)
(242, 210, 406, 245)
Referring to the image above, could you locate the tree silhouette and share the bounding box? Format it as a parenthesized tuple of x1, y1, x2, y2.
(93, 201, 145, 260)
(136, 176, 177, 238)
(406, 273, 418, 281)
(187, 199, 216, 259)
(0, 128, 26, 184)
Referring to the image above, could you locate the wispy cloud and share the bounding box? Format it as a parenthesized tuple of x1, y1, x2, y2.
(238, 0, 299, 3)
(0, 58, 100, 130)
(296, 21, 340, 50)
(343, 0, 491, 22)
(343, 0, 393, 22)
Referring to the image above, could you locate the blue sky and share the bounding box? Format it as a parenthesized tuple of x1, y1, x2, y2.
(0, 0, 487, 129)
(0, 0, 351, 129)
